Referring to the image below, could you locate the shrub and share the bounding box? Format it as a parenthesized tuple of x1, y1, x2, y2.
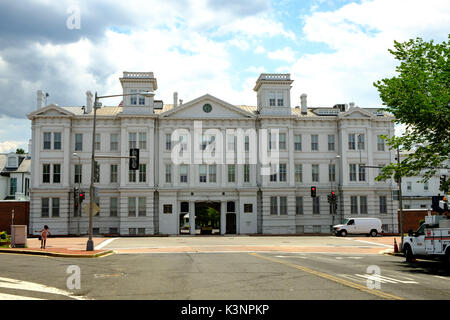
(0, 231, 7, 240)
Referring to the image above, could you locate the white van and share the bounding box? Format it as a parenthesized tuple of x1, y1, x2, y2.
(333, 218, 382, 237)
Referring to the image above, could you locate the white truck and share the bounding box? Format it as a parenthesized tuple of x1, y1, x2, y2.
(402, 214, 450, 269)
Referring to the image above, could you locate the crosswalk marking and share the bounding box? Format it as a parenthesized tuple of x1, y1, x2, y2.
(0, 277, 88, 300)
(339, 274, 419, 285)
(0, 293, 43, 300)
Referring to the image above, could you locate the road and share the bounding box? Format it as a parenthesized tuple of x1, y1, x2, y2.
(0, 236, 449, 300)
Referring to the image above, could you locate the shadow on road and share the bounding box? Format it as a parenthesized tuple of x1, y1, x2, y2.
(389, 259, 450, 277)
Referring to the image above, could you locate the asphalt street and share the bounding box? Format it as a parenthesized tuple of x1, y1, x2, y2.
(0, 236, 449, 300)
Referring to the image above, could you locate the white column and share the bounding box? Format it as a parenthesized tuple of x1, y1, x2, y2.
(220, 201, 226, 235)
(120, 126, 127, 187)
(33, 125, 41, 188)
(63, 126, 71, 187)
(288, 127, 295, 187)
(189, 201, 196, 235)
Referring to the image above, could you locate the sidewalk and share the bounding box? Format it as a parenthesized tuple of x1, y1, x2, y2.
(0, 237, 114, 258)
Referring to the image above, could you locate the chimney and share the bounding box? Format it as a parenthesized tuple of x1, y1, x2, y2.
(349, 102, 355, 109)
(173, 92, 178, 108)
(300, 93, 307, 114)
(37, 90, 45, 109)
(179, 99, 183, 106)
(86, 91, 93, 114)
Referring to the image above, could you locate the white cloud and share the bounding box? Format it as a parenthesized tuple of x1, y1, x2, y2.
(255, 45, 265, 54)
(267, 47, 296, 63)
(290, 0, 450, 109)
(0, 140, 27, 153)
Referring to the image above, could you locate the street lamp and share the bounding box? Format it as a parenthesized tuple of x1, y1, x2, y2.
(330, 155, 340, 225)
(73, 152, 81, 235)
(86, 90, 154, 251)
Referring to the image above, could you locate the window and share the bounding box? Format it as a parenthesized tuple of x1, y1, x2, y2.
(129, 167, 136, 183)
(43, 132, 51, 150)
(351, 196, 358, 214)
(109, 228, 118, 234)
(139, 164, 146, 182)
(128, 197, 136, 216)
(199, 164, 207, 183)
(129, 228, 136, 235)
(138, 92, 145, 105)
(280, 197, 287, 215)
(209, 165, 217, 183)
(358, 164, 366, 181)
(277, 91, 284, 106)
(349, 164, 357, 181)
(25, 178, 29, 196)
(129, 133, 137, 148)
(328, 164, 335, 182)
(294, 135, 302, 151)
(130, 89, 137, 105)
(181, 202, 189, 212)
(245, 136, 250, 152)
(313, 225, 321, 233)
(227, 201, 235, 213)
(7, 156, 17, 168)
(110, 198, 118, 217)
(279, 163, 287, 182)
(268, 132, 275, 150)
(228, 165, 235, 183)
(360, 196, 367, 214)
(166, 134, 172, 150)
(138, 197, 146, 216)
(53, 132, 61, 150)
(94, 161, 100, 183)
(424, 182, 429, 191)
(244, 204, 253, 213)
(227, 134, 236, 152)
(328, 135, 335, 151)
(313, 197, 320, 214)
(379, 196, 387, 214)
(296, 197, 303, 215)
(377, 135, 385, 151)
(42, 198, 49, 217)
(9, 178, 17, 195)
(270, 163, 277, 182)
(279, 133, 286, 150)
(164, 204, 173, 214)
(295, 164, 302, 183)
(93, 228, 100, 235)
(312, 164, 319, 182)
(75, 133, 83, 151)
(75, 164, 82, 184)
(95, 134, 101, 151)
(138, 228, 145, 235)
(165, 164, 172, 183)
(357, 134, 365, 150)
(244, 164, 250, 183)
(270, 197, 278, 215)
(407, 182, 412, 191)
(52, 198, 60, 217)
(110, 164, 118, 183)
(53, 164, 61, 183)
(139, 132, 147, 150)
(348, 134, 356, 150)
(43, 164, 50, 183)
(180, 165, 188, 183)
(110, 133, 119, 151)
(269, 91, 276, 106)
(311, 135, 318, 151)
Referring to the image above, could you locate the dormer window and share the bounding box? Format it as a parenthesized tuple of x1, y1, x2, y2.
(7, 156, 18, 168)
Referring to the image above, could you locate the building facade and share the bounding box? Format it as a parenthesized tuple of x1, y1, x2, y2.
(0, 152, 31, 200)
(27, 72, 399, 235)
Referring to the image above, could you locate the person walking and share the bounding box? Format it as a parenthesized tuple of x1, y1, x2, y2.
(36, 225, 51, 249)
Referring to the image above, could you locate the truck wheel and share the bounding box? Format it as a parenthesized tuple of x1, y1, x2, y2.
(404, 245, 414, 263)
(370, 230, 378, 237)
(340, 230, 347, 237)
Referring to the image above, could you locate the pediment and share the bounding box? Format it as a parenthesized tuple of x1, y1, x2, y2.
(27, 104, 74, 119)
(160, 94, 255, 119)
(339, 107, 374, 119)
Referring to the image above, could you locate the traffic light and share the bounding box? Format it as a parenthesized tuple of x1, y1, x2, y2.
(129, 148, 139, 170)
(79, 191, 85, 202)
(331, 191, 337, 202)
(311, 186, 317, 197)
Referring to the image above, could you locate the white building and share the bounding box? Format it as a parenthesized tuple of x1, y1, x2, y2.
(27, 72, 399, 236)
(0, 152, 31, 200)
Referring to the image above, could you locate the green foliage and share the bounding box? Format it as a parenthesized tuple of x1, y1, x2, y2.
(16, 148, 25, 154)
(374, 36, 450, 188)
(0, 231, 7, 240)
(418, 219, 425, 228)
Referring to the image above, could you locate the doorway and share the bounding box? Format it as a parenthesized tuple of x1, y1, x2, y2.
(226, 213, 236, 234)
(195, 202, 221, 235)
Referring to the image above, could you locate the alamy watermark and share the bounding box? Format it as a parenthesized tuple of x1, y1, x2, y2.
(66, 5, 81, 30)
(66, 265, 81, 290)
(366, 265, 381, 290)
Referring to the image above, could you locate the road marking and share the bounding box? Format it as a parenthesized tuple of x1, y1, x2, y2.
(354, 274, 418, 284)
(248, 253, 404, 300)
(342, 238, 392, 248)
(0, 293, 43, 300)
(434, 275, 450, 280)
(275, 255, 307, 259)
(0, 277, 87, 300)
(95, 238, 119, 250)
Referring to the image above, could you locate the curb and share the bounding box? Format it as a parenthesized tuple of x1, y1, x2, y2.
(379, 248, 404, 257)
(0, 248, 115, 258)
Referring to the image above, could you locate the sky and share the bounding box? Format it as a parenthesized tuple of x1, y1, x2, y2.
(0, 0, 449, 153)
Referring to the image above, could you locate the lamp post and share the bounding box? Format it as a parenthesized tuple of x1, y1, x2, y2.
(331, 155, 340, 225)
(73, 152, 81, 235)
(86, 90, 154, 251)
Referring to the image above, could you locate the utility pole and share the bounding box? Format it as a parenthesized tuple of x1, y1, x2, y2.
(397, 147, 404, 251)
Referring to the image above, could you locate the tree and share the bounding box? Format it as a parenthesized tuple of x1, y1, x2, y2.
(16, 148, 25, 154)
(374, 36, 450, 192)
